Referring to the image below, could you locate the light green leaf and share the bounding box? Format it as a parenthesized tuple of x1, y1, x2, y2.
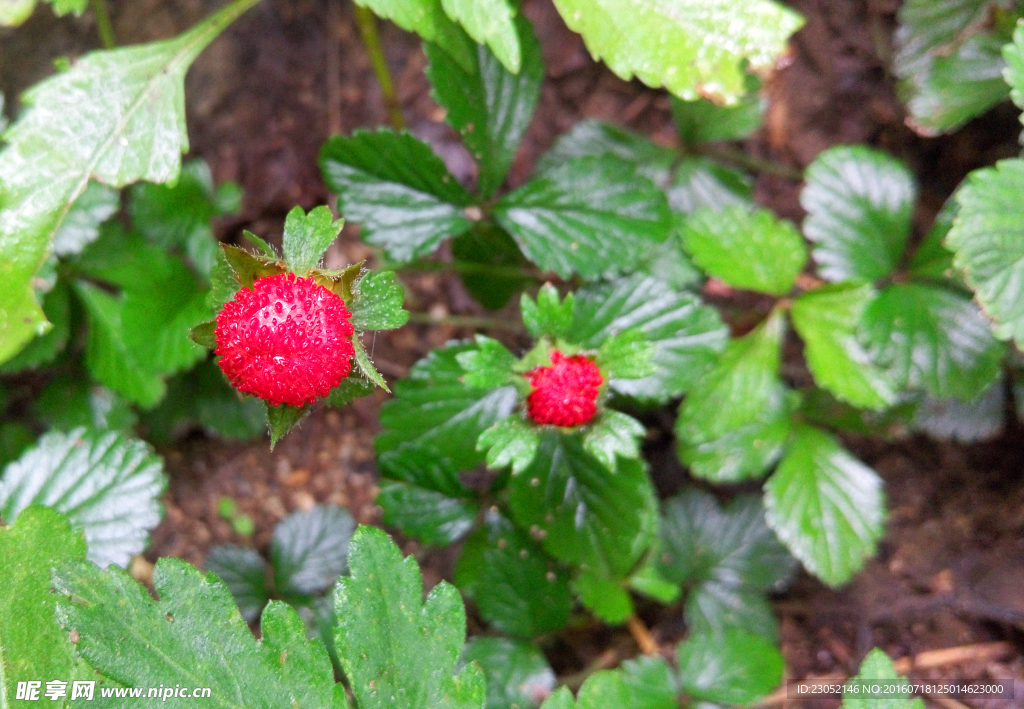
(595, 329, 656, 381)
(334, 526, 485, 709)
(377, 480, 479, 546)
(582, 410, 646, 469)
(682, 205, 806, 295)
(0, 278, 70, 373)
(461, 638, 556, 709)
(635, 229, 703, 290)
(791, 283, 896, 410)
(0, 0, 258, 364)
(455, 512, 572, 638)
(841, 648, 925, 709)
(550, 0, 802, 102)
(441, 0, 520, 72)
(0, 0, 35, 25)
(670, 82, 765, 145)
(0, 427, 165, 568)
(676, 629, 784, 705)
(282, 205, 344, 276)
(321, 128, 473, 262)
(451, 225, 531, 310)
(862, 283, 1004, 401)
(764, 425, 884, 587)
(54, 559, 347, 708)
(350, 270, 409, 330)
(571, 275, 728, 402)
(426, 13, 541, 196)
(521, 284, 574, 340)
(676, 314, 792, 482)
(573, 572, 633, 624)
(947, 158, 1024, 347)
(1006, 21, 1024, 121)
(0, 506, 87, 707)
(508, 432, 657, 580)
(354, 0, 474, 71)
(52, 181, 119, 256)
(801, 145, 916, 282)
(205, 544, 270, 623)
(457, 334, 517, 389)
(619, 656, 678, 709)
(494, 155, 671, 280)
(272, 505, 356, 598)
(477, 416, 539, 474)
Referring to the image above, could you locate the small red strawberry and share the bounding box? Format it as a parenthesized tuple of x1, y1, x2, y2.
(215, 273, 355, 407)
(526, 351, 603, 427)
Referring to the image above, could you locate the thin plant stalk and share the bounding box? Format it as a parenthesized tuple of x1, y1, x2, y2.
(354, 5, 405, 130)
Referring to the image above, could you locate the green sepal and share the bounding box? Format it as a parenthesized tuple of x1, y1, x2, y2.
(457, 334, 517, 389)
(477, 416, 539, 474)
(352, 335, 390, 392)
(243, 230, 278, 258)
(282, 205, 344, 275)
(595, 328, 655, 380)
(324, 374, 376, 407)
(312, 261, 365, 303)
(267, 402, 310, 449)
(190, 319, 217, 349)
(582, 410, 646, 469)
(521, 284, 574, 340)
(221, 243, 287, 290)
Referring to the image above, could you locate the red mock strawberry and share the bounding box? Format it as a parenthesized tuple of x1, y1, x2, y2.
(215, 273, 355, 407)
(526, 351, 603, 427)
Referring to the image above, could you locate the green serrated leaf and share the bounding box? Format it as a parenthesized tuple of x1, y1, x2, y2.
(764, 425, 884, 587)
(537, 119, 676, 187)
(666, 157, 754, 214)
(282, 205, 344, 276)
(657, 489, 794, 641)
(677, 629, 784, 705)
(477, 416, 539, 474)
(635, 229, 704, 290)
(205, 544, 270, 623)
(451, 225, 532, 310)
(862, 283, 1003, 401)
(841, 649, 926, 709)
(461, 638, 556, 709)
(508, 432, 657, 579)
(267, 402, 309, 449)
(455, 512, 572, 638)
(0, 278, 70, 372)
(495, 155, 671, 280)
(582, 410, 646, 469)
(619, 656, 678, 709)
(441, 0, 520, 73)
(350, 270, 409, 331)
(272, 505, 355, 598)
(947, 157, 1024, 347)
(0, 1, 258, 364)
(572, 275, 728, 402)
(675, 314, 793, 482)
(52, 181, 120, 256)
(0, 506, 87, 707)
(54, 558, 346, 708)
(792, 283, 896, 411)
(377, 480, 480, 546)
(670, 80, 765, 145)
(457, 334, 517, 388)
(354, 0, 474, 71)
(912, 379, 1005, 442)
(595, 329, 656, 381)
(426, 12, 542, 196)
(573, 571, 633, 624)
(313, 261, 366, 303)
(0, 427, 165, 568)
(682, 205, 806, 295)
(801, 145, 916, 283)
(549, 0, 803, 103)
(321, 129, 473, 262)
(521, 284, 574, 340)
(334, 525, 485, 709)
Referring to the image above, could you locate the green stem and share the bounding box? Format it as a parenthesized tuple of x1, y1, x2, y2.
(693, 144, 804, 181)
(407, 312, 526, 333)
(355, 6, 405, 130)
(391, 258, 545, 281)
(91, 0, 115, 49)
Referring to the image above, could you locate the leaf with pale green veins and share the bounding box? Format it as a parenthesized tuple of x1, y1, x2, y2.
(0, 427, 165, 568)
(666, 158, 754, 214)
(537, 119, 677, 186)
(764, 425, 884, 587)
(354, 0, 474, 71)
(912, 379, 1005, 443)
(801, 145, 916, 283)
(441, 0, 520, 73)
(0, 506, 87, 707)
(571, 275, 728, 402)
(461, 638, 556, 709)
(272, 505, 355, 598)
(0, 0, 259, 364)
(841, 648, 925, 709)
(205, 544, 270, 623)
(550, 0, 803, 103)
(494, 155, 671, 280)
(595, 329, 655, 381)
(334, 526, 485, 709)
(55, 558, 347, 708)
(282, 205, 344, 276)
(862, 283, 1003, 401)
(377, 479, 479, 546)
(676, 628, 784, 705)
(947, 158, 1024, 347)
(675, 314, 793, 482)
(350, 270, 409, 330)
(321, 128, 474, 262)
(792, 283, 896, 411)
(455, 512, 572, 638)
(682, 206, 807, 296)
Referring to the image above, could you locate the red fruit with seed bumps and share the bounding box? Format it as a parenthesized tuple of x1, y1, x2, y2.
(215, 273, 355, 407)
(526, 351, 603, 427)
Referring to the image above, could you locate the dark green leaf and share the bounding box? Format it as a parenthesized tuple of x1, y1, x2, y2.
(908, 198, 958, 281)
(581, 410, 646, 470)
(451, 225, 532, 310)
(426, 13, 543, 196)
(353, 0, 474, 71)
(440, 0, 521, 73)
(764, 425, 884, 587)
(791, 283, 896, 410)
(477, 416, 539, 474)
(191, 319, 217, 348)
(682, 206, 807, 295)
(0, 278, 70, 372)
(320, 129, 473, 262)
(521, 284, 574, 340)
(801, 145, 916, 282)
(0, 427, 166, 568)
(841, 648, 925, 709)
(334, 525, 485, 709)
(912, 379, 1005, 442)
(351, 270, 409, 330)
(634, 229, 703, 290)
(508, 432, 657, 579)
(670, 83, 764, 145)
(282, 205, 344, 275)
(572, 275, 728, 402)
(54, 559, 347, 707)
(0, 422, 35, 470)
(494, 155, 671, 280)
(377, 480, 479, 546)
(862, 283, 1003, 401)
(665, 158, 753, 214)
(537, 120, 676, 187)
(455, 512, 572, 637)
(676, 629, 783, 705)
(461, 638, 556, 709)
(52, 181, 120, 256)
(272, 505, 356, 597)
(675, 314, 792, 482)
(267, 403, 309, 449)
(205, 544, 270, 623)
(34, 374, 137, 434)
(324, 375, 376, 408)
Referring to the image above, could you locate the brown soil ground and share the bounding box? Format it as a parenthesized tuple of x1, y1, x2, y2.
(3, 0, 1024, 707)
